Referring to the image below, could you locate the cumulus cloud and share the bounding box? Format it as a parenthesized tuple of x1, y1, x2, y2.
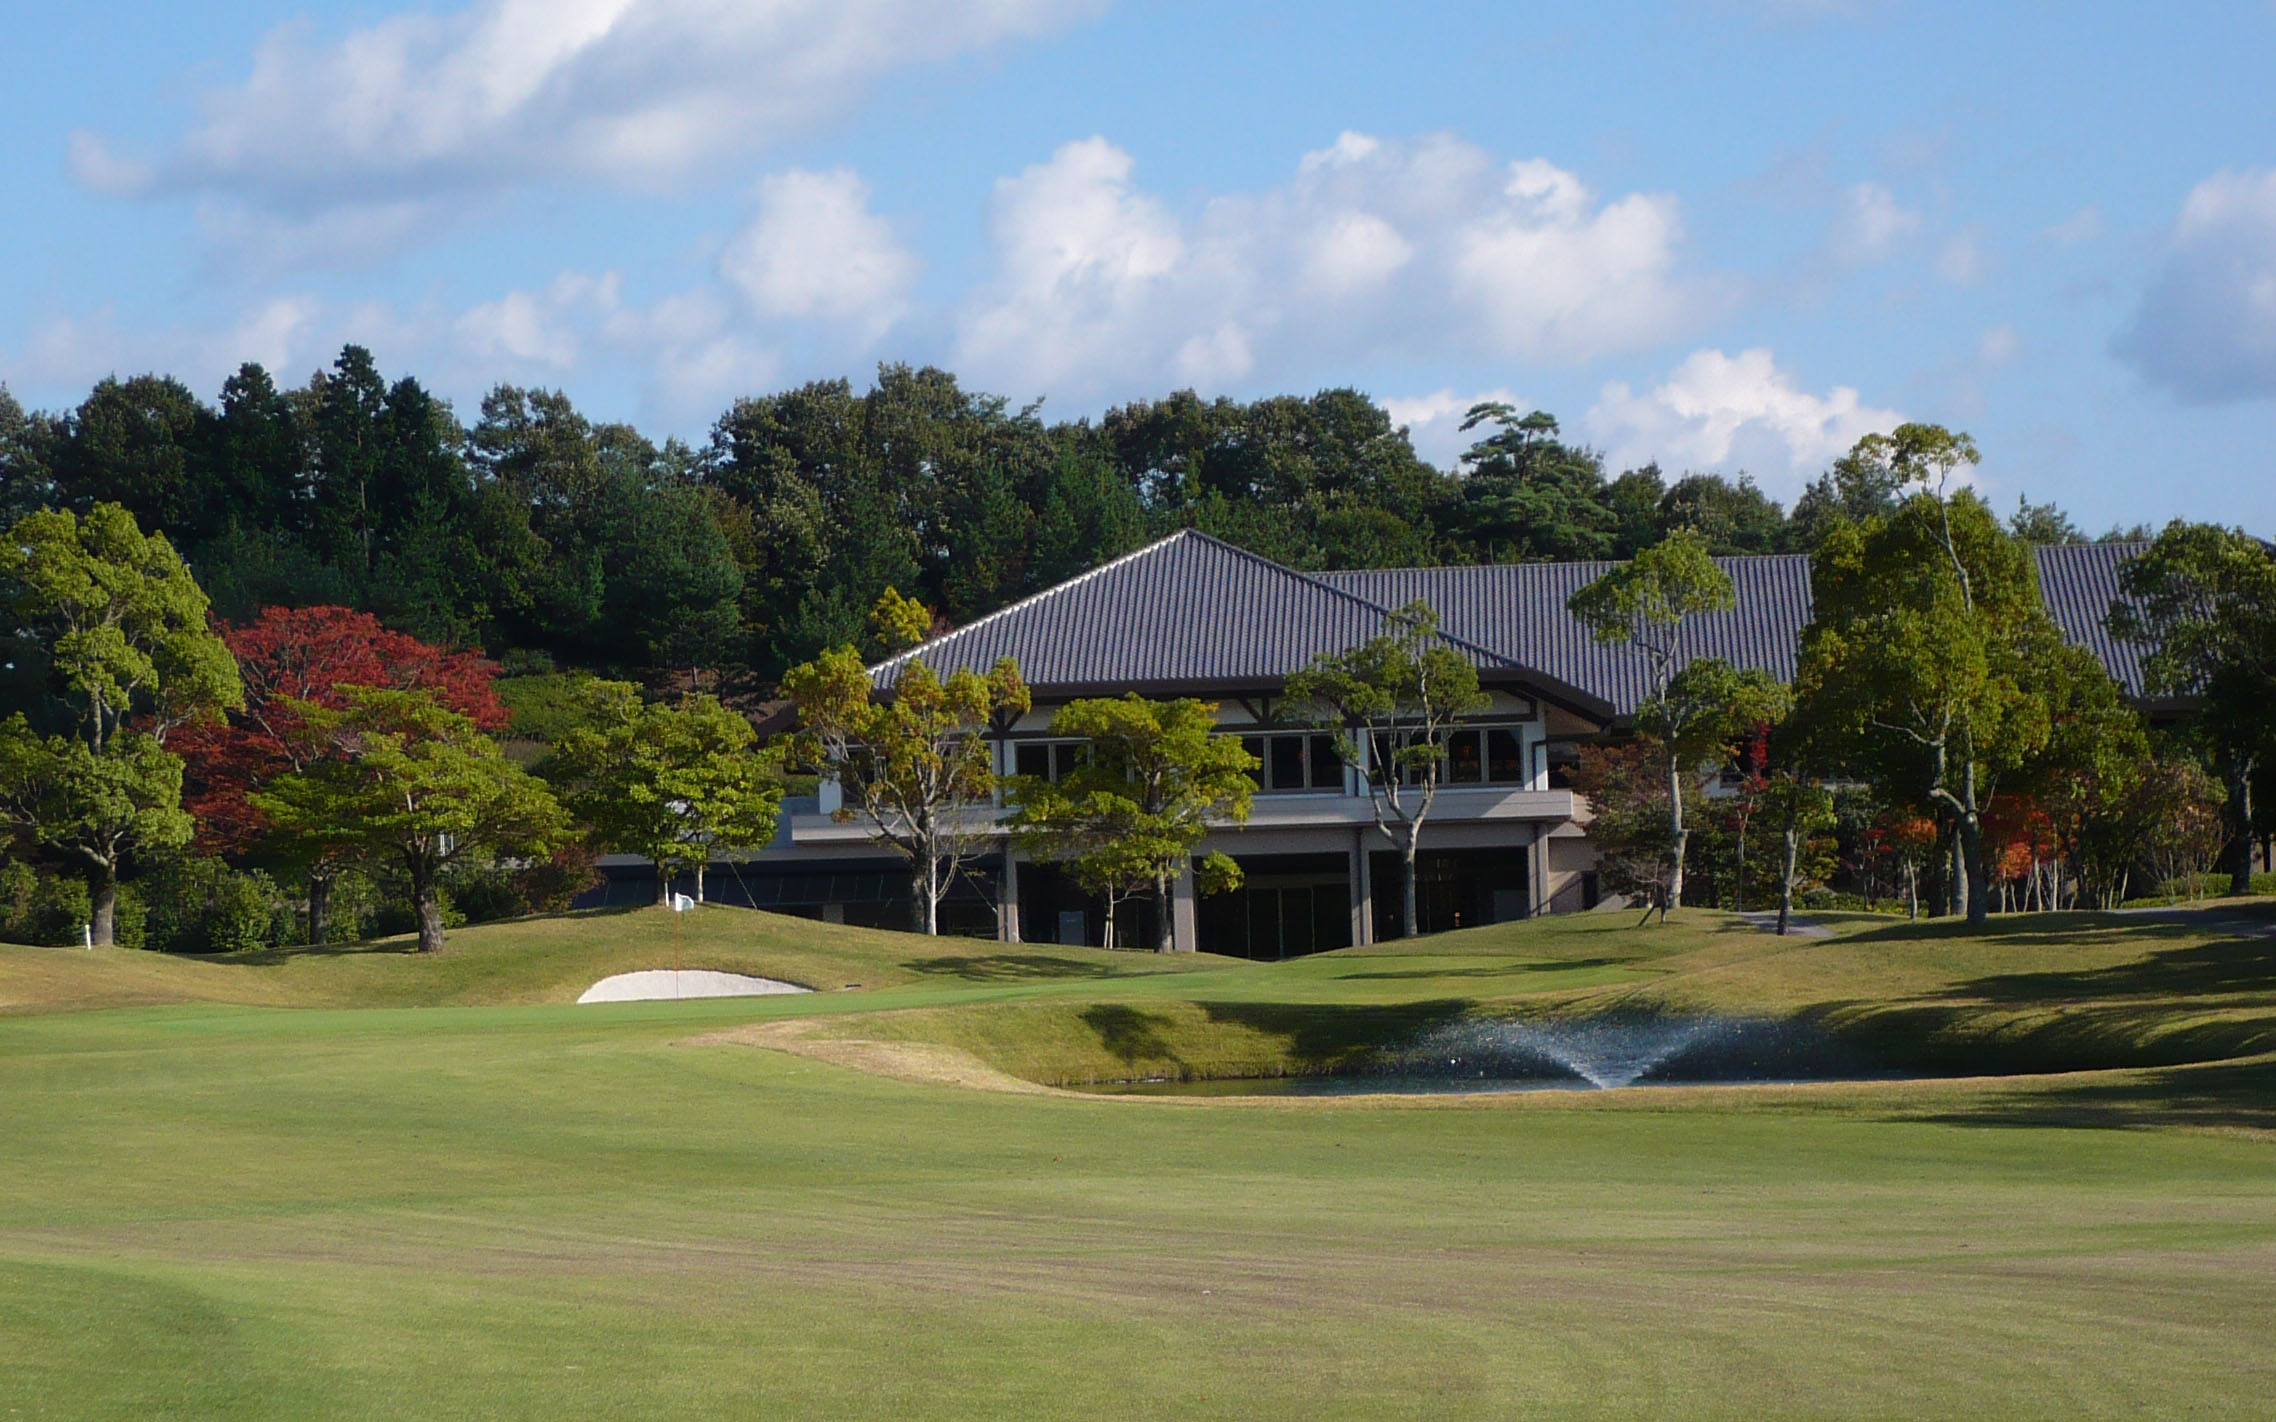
(2115, 169, 2276, 402)
(7, 297, 324, 396)
(1828, 181, 1920, 264)
(718, 168, 918, 338)
(3, 274, 774, 428)
(953, 132, 1718, 398)
(79, 0, 1102, 240)
(1587, 347, 1904, 495)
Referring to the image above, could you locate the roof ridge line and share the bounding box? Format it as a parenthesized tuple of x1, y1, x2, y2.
(869, 528, 1212, 676)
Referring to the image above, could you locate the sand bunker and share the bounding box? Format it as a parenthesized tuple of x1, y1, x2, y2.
(578, 970, 811, 1004)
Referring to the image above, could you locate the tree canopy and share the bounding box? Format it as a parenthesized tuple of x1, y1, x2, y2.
(1007, 696, 1256, 950)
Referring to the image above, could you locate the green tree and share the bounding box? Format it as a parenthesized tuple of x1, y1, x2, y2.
(1794, 429, 2103, 927)
(0, 728, 192, 946)
(0, 503, 241, 943)
(2110, 522, 2276, 895)
(1753, 776, 1836, 936)
(1448, 405, 1616, 561)
(1285, 602, 1488, 938)
(254, 688, 570, 952)
(1006, 696, 1257, 951)
(1569, 529, 1780, 917)
(545, 684, 783, 905)
(783, 648, 1030, 935)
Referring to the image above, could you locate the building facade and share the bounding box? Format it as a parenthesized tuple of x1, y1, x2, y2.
(583, 530, 2157, 956)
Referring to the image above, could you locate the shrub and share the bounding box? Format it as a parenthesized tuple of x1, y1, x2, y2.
(443, 847, 603, 924)
(0, 862, 96, 946)
(130, 857, 288, 954)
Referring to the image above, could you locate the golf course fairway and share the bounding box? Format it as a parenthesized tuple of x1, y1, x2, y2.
(4, 903, 2273, 1418)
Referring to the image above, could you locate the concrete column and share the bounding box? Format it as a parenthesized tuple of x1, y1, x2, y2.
(1351, 831, 1374, 946)
(1171, 858, 1198, 952)
(1528, 825, 1550, 918)
(999, 854, 1022, 943)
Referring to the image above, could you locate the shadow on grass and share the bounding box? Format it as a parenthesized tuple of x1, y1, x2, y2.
(1933, 937, 2276, 1006)
(1914, 1056, 2276, 1134)
(1330, 958, 1627, 981)
(902, 953, 1121, 982)
(1839, 903, 2276, 952)
(1809, 931, 2276, 1084)
(1081, 1004, 1184, 1065)
(1194, 998, 1475, 1071)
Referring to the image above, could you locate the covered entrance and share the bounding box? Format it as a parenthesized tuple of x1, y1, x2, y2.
(1196, 854, 1353, 960)
(1370, 848, 1530, 941)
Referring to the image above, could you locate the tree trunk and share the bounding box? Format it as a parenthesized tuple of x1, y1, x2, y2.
(658, 867, 673, 907)
(1401, 836, 1421, 940)
(89, 866, 117, 948)
(413, 874, 445, 953)
(1734, 822, 1747, 913)
(308, 869, 333, 946)
(1155, 873, 1175, 954)
(1777, 826, 1799, 935)
(695, 858, 707, 904)
(1905, 863, 1918, 921)
(1957, 815, 1988, 928)
(1665, 751, 1687, 921)
(2221, 755, 2255, 897)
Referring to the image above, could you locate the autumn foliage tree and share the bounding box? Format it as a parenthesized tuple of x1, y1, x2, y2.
(174, 605, 507, 943)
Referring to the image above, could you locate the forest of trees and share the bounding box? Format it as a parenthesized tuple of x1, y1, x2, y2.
(0, 347, 2137, 703)
(3, 348, 2257, 956)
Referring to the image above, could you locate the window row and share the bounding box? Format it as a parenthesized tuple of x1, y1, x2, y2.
(1006, 725, 1534, 795)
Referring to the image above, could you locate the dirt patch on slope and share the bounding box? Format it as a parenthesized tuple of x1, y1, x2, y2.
(683, 1017, 1062, 1096)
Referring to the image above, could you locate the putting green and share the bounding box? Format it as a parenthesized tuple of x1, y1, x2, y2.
(3, 904, 2273, 1418)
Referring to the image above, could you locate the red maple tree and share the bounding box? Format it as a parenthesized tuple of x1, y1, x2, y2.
(178, 606, 508, 855)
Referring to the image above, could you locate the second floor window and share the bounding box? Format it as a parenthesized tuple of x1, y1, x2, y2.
(1371, 726, 1532, 787)
(1012, 741, 1087, 782)
(1241, 733, 1343, 793)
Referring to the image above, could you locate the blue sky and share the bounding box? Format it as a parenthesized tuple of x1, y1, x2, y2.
(4, 1, 2273, 530)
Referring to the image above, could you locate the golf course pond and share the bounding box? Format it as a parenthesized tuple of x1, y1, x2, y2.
(1072, 1010, 1918, 1096)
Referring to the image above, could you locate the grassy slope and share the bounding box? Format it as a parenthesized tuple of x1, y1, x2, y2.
(4, 905, 2276, 1417)
(794, 903, 2276, 1085)
(0, 904, 1221, 1013)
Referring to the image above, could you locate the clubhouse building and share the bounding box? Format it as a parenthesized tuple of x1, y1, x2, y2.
(585, 530, 2153, 957)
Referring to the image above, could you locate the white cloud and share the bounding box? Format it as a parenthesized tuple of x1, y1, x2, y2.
(718, 169, 917, 338)
(2, 274, 774, 427)
(2115, 168, 2276, 402)
(454, 272, 620, 368)
(1381, 388, 1525, 470)
(954, 132, 1716, 398)
(7, 297, 324, 395)
(1587, 347, 1904, 496)
(84, 0, 1103, 243)
(1828, 181, 1920, 264)
(66, 131, 151, 195)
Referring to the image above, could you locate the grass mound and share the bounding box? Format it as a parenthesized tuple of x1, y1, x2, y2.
(0, 903, 1215, 1015)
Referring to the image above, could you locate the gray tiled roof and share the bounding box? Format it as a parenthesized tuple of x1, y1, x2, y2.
(1324, 543, 2155, 711)
(1316, 557, 1814, 717)
(876, 531, 2159, 721)
(870, 531, 1615, 716)
(2033, 542, 2151, 698)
